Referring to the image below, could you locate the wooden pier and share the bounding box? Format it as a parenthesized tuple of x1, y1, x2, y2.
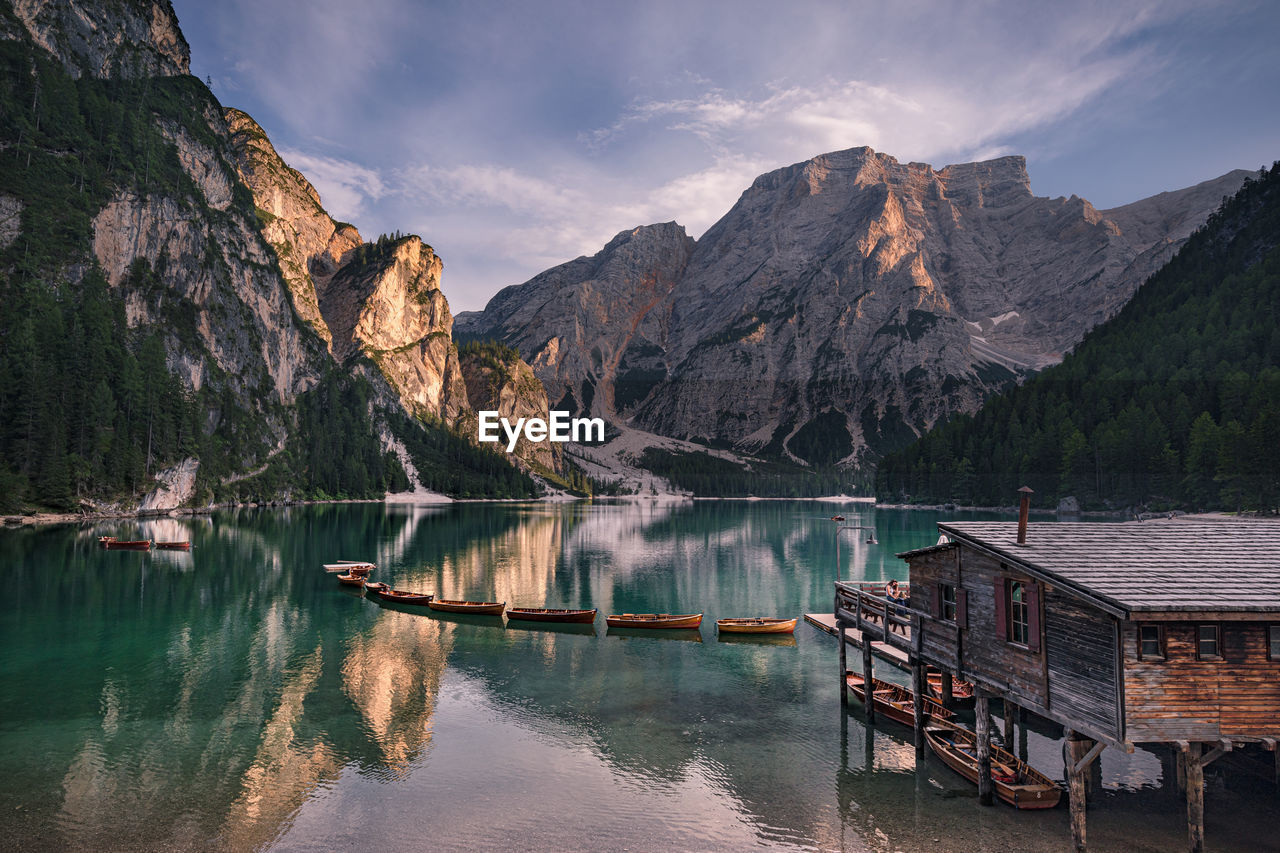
(803, 612, 910, 671)
(834, 496, 1280, 853)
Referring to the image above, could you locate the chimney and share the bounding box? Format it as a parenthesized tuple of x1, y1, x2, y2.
(1016, 486, 1033, 545)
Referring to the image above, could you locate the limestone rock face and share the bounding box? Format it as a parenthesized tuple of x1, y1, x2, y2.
(9, 0, 189, 79)
(459, 345, 562, 473)
(465, 147, 1253, 467)
(322, 237, 468, 424)
(455, 222, 694, 419)
(225, 108, 471, 429)
(225, 109, 363, 350)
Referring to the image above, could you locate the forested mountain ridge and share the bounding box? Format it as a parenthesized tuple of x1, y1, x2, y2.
(875, 163, 1280, 513)
(0, 0, 542, 512)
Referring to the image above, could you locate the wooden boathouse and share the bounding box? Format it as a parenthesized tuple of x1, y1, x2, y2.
(833, 502, 1280, 852)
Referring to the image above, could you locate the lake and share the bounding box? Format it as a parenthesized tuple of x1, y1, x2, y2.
(0, 501, 1274, 851)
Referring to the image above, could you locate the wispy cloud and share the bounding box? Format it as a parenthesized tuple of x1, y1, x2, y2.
(276, 149, 387, 224)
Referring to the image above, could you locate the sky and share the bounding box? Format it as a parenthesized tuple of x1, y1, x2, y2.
(170, 0, 1280, 313)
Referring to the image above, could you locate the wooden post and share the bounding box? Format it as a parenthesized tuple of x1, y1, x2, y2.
(975, 691, 993, 806)
(1175, 744, 1187, 794)
(862, 639, 875, 724)
(940, 671, 953, 706)
(839, 626, 848, 707)
(1004, 701, 1017, 747)
(1181, 742, 1205, 853)
(1065, 730, 1091, 852)
(911, 660, 926, 758)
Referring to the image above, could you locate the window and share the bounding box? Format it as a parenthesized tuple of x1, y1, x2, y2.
(1009, 581, 1029, 646)
(1139, 625, 1163, 659)
(1196, 624, 1220, 659)
(940, 584, 957, 621)
(1269, 625, 1280, 661)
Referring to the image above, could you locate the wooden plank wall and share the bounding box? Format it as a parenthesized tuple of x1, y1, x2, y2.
(907, 547, 963, 668)
(1123, 622, 1280, 741)
(1044, 587, 1120, 740)
(954, 550, 1048, 708)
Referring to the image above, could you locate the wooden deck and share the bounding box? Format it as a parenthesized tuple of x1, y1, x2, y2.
(803, 613, 911, 671)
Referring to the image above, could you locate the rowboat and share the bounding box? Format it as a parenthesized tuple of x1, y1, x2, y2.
(154, 541, 191, 551)
(924, 725, 1062, 809)
(98, 536, 151, 551)
(716, 617, 797, 634)
(336, 572, 366, 587)
(323, 561, 375, 573)
(363, 582, 389, 593)
(845, 671, 955, 728)
(506, 607, 597, 623)
(605, 613, 702, 629)
(927, 671, 976, 707)
(428, 599, 506, 615)
(369, 587, 433, 606)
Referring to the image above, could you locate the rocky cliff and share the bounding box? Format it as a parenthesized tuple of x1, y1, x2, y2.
(456, 222, 694, 420)
(9, 0, 189, 79)
(462, 148, 1252, 468)
(459, 342, 561, 474)
(0, 0, 543, 505)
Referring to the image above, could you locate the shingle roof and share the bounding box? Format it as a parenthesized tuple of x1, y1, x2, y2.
(935, 517, 1280, 614)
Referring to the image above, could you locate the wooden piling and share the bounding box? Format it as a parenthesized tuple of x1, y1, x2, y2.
(862, 639, 875, 724)
(1180, 742, 1205, 853)
(838, 625, 848, 707)
(975, 691, 993, 806)
(1065, 730, 1092, 852)
(940, 671, 953, 706)
(911, 661, 926, 758)
(1004, 700, 1017, 747)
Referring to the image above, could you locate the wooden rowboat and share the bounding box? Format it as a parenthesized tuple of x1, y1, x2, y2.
(99, 536, 151, 551)
(605, 613, 702, 629)
(323, 561, 375, 573)
(336, 572, 366, 587)
(927, 671, 976, 707)
(845, 671, 955, 728)
(506, 607, 597, 623)
(429, 599, 505, 615)
(369, 587, 433, 605)
(716, 617, 797, 634)
(924, 725, 1062, 809)
(363, 582, 389, 593)
(155, 541, 191, 551)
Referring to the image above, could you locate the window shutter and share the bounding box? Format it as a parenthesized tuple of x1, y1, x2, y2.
(994, 580, 1007, 641)
(930, 584, 941, 619)
(1027, 582, 1042, 653)
(956, 588, 968, 629)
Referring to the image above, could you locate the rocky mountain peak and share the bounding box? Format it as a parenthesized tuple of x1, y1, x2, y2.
(8, 0, 190, 79)
(455, 221, 694, 420)
(469, 146, 1254, 471)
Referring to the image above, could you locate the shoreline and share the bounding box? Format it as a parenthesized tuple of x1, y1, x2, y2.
(2, 492, 1147, 530)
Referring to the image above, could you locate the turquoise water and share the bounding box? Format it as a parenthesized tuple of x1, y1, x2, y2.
(0, 502, 1273, 851)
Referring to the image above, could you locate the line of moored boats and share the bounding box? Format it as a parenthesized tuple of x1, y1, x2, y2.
(845, 670, 1062, 809)
(324, 561, 797, 634)
(98, 536, 191, 551)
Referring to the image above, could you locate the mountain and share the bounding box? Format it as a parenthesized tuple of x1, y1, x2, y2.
(0, 0, 548, 511)
(875, 162, 1280, 512)
(459, 148, 1252, 471)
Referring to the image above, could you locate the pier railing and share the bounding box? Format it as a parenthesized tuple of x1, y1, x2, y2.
(834, 581, 916, 650)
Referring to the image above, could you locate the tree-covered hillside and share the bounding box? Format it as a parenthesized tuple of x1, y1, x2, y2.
(876, 163, 1280, 513)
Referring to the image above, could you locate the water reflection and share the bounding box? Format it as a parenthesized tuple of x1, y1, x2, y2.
(1, 502, 1276, 851)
